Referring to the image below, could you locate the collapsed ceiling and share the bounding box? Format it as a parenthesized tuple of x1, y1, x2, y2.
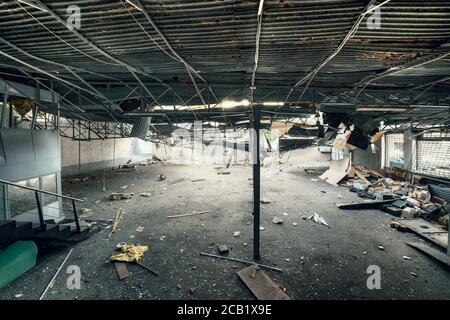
(0, 0, 449, 128)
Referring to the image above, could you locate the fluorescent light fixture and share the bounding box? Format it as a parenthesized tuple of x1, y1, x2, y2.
(262, 101, 284, 107)
(17, 0, 48, 12)
(220, 99, 250, 109)
(123, 112, 164, 117)
(356, 107, 407, 112)
(125, 0, 143, 11)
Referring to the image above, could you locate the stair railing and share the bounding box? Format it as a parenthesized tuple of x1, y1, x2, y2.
(0, 179, 84, 233)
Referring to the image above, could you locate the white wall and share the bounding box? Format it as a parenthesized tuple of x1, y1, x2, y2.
(61, 137, 153, 176)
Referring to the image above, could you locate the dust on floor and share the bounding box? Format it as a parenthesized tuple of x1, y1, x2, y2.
(1, 163, 450, 300)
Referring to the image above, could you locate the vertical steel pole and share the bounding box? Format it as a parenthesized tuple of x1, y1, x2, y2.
(252, 107, 261, 260)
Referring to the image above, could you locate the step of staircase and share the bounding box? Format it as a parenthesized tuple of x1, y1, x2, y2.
(0, 219, 97, 246)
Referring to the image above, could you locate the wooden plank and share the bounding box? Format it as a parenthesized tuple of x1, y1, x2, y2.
(400, 219, 448, 249)
(237, 265, 290, 300)
(114, 262, 129, 280)
(167, 210, 209, 219)
(407, 242, 450, 268)
(400, 219, 445, 234)
(108, 208, 124, 239)
(353, 167, 370, 185)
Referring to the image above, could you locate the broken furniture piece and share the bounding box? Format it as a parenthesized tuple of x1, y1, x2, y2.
(237, 265, 290, 300)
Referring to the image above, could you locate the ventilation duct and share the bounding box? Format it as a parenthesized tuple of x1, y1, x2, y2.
(131, 117, 151, 140)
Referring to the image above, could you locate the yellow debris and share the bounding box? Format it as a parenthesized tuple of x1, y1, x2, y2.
(111, 244, 148, 262)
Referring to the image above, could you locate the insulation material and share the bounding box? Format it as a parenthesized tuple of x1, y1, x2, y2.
(110, 244, 148, 262)
(10, 98, 35, 117)
(319, 156, 351, 185)
(371, 131, 385, 143)
(270, 121, 293, 136)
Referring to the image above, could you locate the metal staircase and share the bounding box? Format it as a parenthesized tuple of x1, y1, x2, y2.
(0, 179, 95, 248)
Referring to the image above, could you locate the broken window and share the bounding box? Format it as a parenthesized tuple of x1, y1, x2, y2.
(41, 174, 57, 207)
(385, 133, 404, 169)
(8, 178, 39, 218)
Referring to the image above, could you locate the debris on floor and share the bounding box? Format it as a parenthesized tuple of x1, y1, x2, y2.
(110, 244, 149, 262)
(140, 192, 154, 197)
(407, 242, 450, 269)
(158, 174, 167, 181)
(339, 165, 449, 221)
(389, 220, 408, 232)
(272, 216, 283, 224)
(114, 262, 130, 280)
(166, 210, 209, 219)
(233, 231, 241, 237)
(333, 163, 449, 244)
(39, 249, 73, 300)
(200, 252, 282, 272)
(237, 265, 290, 300)
(109, 193, 134, 201)
(80, 208, 92, 214)
(395, 219, 448, 249)
(319, 157, 351, 186)
(168, 178, 185, 185)
(310, 213, 329, 227)
(108, 208, 124, 239)
(218, 245, 229, 255)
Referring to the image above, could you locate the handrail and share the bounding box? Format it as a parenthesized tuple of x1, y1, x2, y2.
(0, 178, 84, 202)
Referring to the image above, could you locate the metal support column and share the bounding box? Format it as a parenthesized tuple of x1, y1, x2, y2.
(252, 107, 261, 260)
(1, 88, 8, 128)
(31, 105, 39, 130)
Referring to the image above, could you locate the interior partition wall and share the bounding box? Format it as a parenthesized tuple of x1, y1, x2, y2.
(0, 128, 62, 223)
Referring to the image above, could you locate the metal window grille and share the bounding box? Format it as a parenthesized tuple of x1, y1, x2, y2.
(410, 131, 450, 180)
(385, 133, 404, 168)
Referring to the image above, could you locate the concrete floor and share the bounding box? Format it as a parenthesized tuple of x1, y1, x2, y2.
(1, 162, 450, 300)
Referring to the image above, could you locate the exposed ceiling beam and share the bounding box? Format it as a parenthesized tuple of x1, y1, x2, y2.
(27, 0, 184, 102)
(0, 49, 100, 99)
(355, 50, 450, 98)
(0, 37, 141, 97)
(123, 0, 218, 106)
(283, 0, 380, 104)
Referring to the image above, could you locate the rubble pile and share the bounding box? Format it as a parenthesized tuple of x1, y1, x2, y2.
(343, 164, 449, 225)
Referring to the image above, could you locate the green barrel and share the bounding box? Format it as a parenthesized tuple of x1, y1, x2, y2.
(0, 241, 38, 288)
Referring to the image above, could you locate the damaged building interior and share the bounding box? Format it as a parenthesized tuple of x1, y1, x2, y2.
(0, 0, 450, 302)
